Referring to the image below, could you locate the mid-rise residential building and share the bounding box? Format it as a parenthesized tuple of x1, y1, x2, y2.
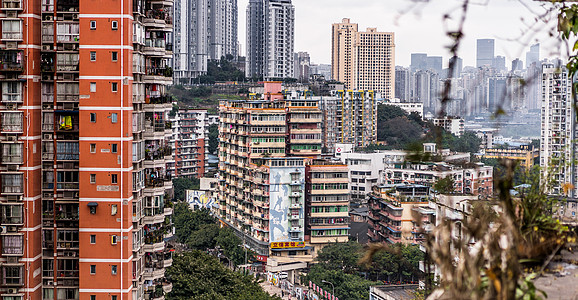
(218, 82, 349, 281)
(481, 145, 539, 169)
(324, 90, 377, 150)
(246, 0, 294, 79)
(331, 18, 395, 99)
(306, 160, 350, 245)
(0, 0, 175, 298)
(431, 116, 465, 136)
(368, 185, 434, 244)
(383, 100, 424, 117)
(339, 145, 493, 199)
(173, 0, 238, 83)
(540, 63, 577, 196)
(169, 109, 209, 178)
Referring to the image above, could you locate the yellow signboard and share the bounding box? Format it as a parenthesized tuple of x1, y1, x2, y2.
(270, 241, 305, 249)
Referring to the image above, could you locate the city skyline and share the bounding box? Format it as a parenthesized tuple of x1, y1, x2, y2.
(238, 0, 562, 67)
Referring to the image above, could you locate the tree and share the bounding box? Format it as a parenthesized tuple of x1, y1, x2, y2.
(315, 241, 364, 274)
(433, 176, 456, 194)
(208, 124, 219, 154)
(166, 251, 279, 300)
(172, 177, 200, 201)
(187, 223, 220, 250)
(378, 117, 424, 149)
(215, 227, 255, 267)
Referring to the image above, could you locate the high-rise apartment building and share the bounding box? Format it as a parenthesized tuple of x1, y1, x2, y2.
(169, 109, 209, 178)
(448, 55, 463, 78)
(331, 18, 395, 99)
(395, 66, 411, 101)
(540, 63, 577, 196)
(294, 51, 311, 82)
(332, 18, 358, 87)
(173, 0, 238, 83)
(0, 0, 175, 298)
(246, 0, 294, 79)
(476, 39, 495, 68)
(410, 53, 428, 72)
(218, 82, 349, 277)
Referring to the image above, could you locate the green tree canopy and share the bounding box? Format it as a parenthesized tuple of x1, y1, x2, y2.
(172, 177, 200, 201)
(166, 250, 279, 300)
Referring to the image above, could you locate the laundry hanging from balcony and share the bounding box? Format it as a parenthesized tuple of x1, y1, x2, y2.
(59, 115, 72, 130)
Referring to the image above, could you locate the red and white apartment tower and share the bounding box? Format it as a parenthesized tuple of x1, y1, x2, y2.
(0, 0, 175, 299)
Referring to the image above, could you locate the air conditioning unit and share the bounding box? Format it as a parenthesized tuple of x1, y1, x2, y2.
(6, 136, 17, 142)
(7, 288, 16, 294)
(7, 165, 19, 171)
(5, 42, 17, 50)
(43, 133, 52, 140)
(0, 226, 6, 233)
(6, 11, 17, 18)
(6, 104, 17, 110)
(7, 226, 18, 232)
(6, 257, 18, 264)
(42, 45, 51, 51)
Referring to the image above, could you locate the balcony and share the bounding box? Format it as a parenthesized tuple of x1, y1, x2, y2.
(1, 0, 22, 10)
(0, 50, 23, 72)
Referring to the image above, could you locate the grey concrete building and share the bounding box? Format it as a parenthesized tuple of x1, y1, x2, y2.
(174, 0, 238, 84)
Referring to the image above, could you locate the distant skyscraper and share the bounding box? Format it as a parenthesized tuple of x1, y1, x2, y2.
(512, 58, 524, 72)
(395, 66, 411, 101)
(449, 56, 463, 78)
(526, 43, 540, 69)
(426, 56, 443, 74)
(410, 53, 428, 72)
(174, 0, 238, 83)
(476, 39, 495, 68)
(488, 77, 507, 112)
(493, 55, 506, 71)
(246, 0, 295, 78)
(332, 18, 395, 99)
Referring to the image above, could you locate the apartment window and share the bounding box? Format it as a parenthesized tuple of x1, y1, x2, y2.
(1, 174, 22, 194)
(90, 144, 96, 153)
(1, 20, 22, 40)
(111, 82, 118, 92)
(1, 205, 22, 225)
(111, 144, 118, 153)
(90, 20, 96, 30)
(111, 265, 117, 275)
(111, 174, 117, 184)
(90, 174, 96, 184)
(111, 296, 117, 300)
(90, 51, 96, 61)
(111, 52, 118, 62)
(90, 235, 96, 244)
(111, 21, 118, 30)
(90, 265, 96, 274)
(2, 235, 23, 255)
(111, 113, 117, 123)
(90, 113, 96, 123)
(90, 82, 96, 93)
(2, 265, 22, 285)
(90, 296, 96, 300)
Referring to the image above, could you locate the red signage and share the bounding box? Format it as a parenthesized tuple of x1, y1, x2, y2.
(255, 255, 268, 262)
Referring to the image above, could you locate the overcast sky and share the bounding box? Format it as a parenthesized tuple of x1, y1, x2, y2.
(237, 0, 566, 68)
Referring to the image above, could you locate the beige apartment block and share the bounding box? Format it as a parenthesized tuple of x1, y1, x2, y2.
(331, 18, 395, 99)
